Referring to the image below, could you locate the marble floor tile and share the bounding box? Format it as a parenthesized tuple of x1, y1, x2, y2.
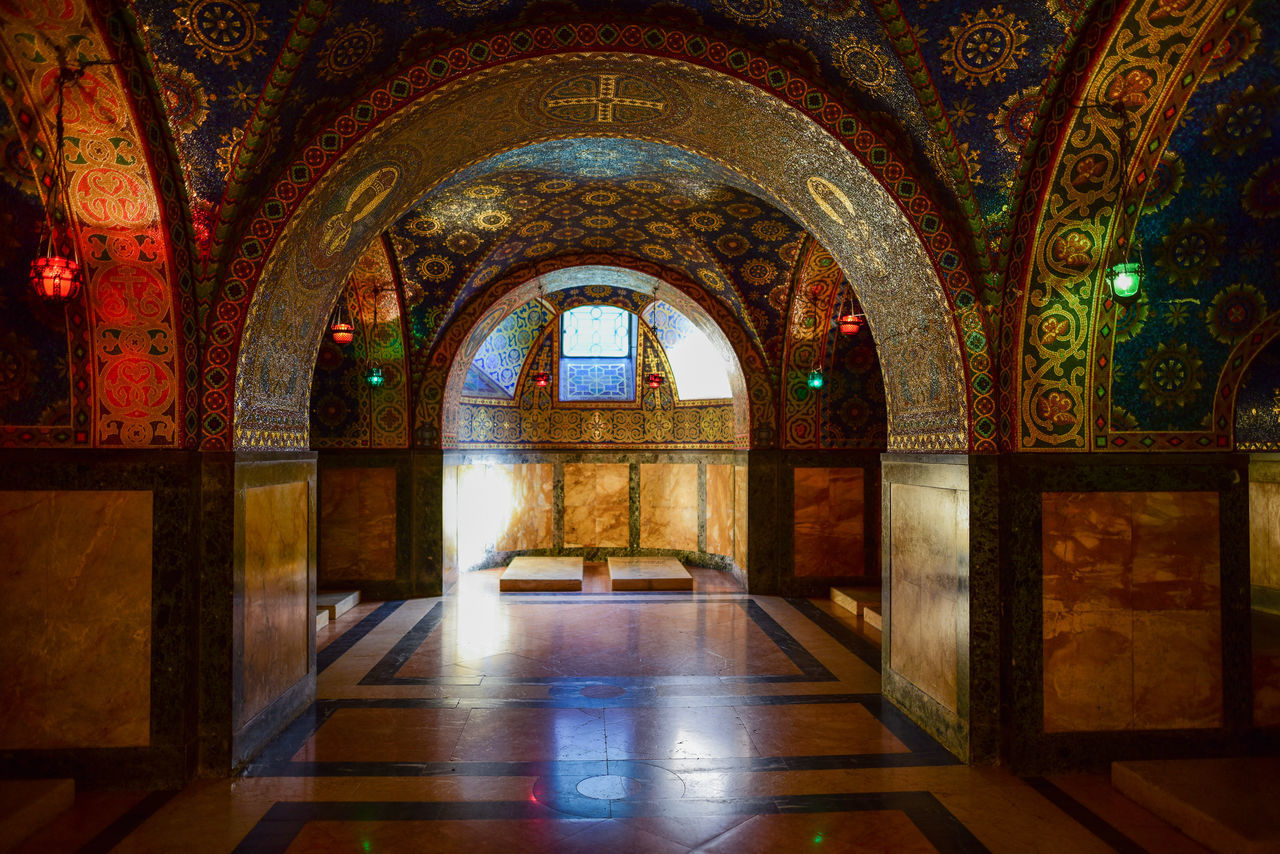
(31, 573, 1208, 853)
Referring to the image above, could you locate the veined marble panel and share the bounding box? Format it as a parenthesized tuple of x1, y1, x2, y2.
(563, 463, 629, 548)
(706, 464, 733, 557)
(888, 482, 959, 712)
(1042, 491, 1222, 733)
(794, 467, 865, 578)
(320, 467, 396, 581)
(639, 463, 697, 551)
(442, 465, 458, 588)
(0, 490, 152, 749)
(1251, 481, 1280, 591)
(734, 464, 748, 571)
(495, 463, 553, 552)
(241, 481, 309, 728)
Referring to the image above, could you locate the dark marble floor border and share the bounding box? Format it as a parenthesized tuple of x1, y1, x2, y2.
(786, 597, 882, 673)
(232, 790, 987, 853)
(316, 600, 405, 673)
(357, 599, 836, 687)
(1022, 777, 1145, 854)
(76, 790, 179, 854)
(244, 692, 956, 777)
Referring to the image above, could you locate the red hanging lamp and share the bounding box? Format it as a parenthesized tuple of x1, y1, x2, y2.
(835, 285, 863, 336)
(29, 61, 87, 302)
(329, 294, 355, 345)
(645, 372, 664, 389)
(532, 370, 551, 388)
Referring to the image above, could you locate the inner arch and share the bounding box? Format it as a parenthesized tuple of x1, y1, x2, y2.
(232, 54, 970, 451)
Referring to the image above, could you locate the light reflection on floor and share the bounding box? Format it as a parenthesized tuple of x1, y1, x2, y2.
(21, 567, 1211, 854)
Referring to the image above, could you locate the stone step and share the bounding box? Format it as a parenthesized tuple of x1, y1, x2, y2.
(1113, 758, 1280, 854)
(0, 779, 74, 853)
(316, 608, 330, 631)
(317, 590, 360, 622)
(831, 586, 882, 631)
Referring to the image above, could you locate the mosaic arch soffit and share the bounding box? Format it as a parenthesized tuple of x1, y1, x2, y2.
(230, 53, 973, 452)
(0, 1, 189, 448)
(1007, 0, 1258, 452)
(438, 264, 752, 443)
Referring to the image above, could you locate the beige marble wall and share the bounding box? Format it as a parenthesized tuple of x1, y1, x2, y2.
(794, 467, 865, 578)
(442, 465, 458, 588)
(706, 464, 733, 557)
(1042, 491, 1222, 733)
(495, 463, 553, 552)
(563, 463, 629, 548)
(640, 463, 698, 551)
(319, 467, 396, 581)
(888, 481, 961, 712)
(0, 490, 153, 750)
(734, 464, 748, 570)
(241, 481, 310, 728)
(1251, 480, 1280, 591)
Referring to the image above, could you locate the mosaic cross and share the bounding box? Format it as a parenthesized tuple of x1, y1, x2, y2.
(542, 74, 666, 123)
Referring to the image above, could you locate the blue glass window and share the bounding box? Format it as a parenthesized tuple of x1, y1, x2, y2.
(560, 305, 636, 401)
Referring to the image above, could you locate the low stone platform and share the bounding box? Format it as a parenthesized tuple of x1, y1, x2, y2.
(1113, 758, 1280, 854)
(607, 557, 693, 591)
(317, 590, 360, 621)
(0, 778, 74, 852)
(499, 557, 584, 592)
(831, 586, 882, 630)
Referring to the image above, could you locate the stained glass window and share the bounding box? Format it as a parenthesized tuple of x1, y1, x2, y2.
(560, 305, 636, 401)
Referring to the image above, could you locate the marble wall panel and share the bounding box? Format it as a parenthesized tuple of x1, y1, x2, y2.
(1250, 481, 1280, 591)
(640, 463, 698, 551)
(319, 467, 397, 581)
(888, 482, 959, 712)
(495, 463, 554, 552)
(706, 464, 733, 557)
(793, 467, 865, 578)
(0, 490, 152, 750)
(241, 482, 309, 728)
(1254, 612, 1280, 727)
(442, 465, 458, 589)
(734, 464, 748, 571)
(563, 463, 629, 548)
(1041, 491, 1222, 733)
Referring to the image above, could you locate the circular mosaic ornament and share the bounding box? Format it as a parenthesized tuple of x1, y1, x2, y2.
(1201, 15, 1259, 83)
(1204, 84, 1276, 157)
(1206, 283, 1267, 345)
(417, 255, 454, 281)
(177, 0, 270, 69)
(318, 20, 382, 82)
(834, 36, 891, 90)
(990, 86, 1041, 155)
(440, 0, 511, 16)
(1243, 158, 1280, 220)
(1155, 216, 1224, 288)
(1138, 341, 1203, 410)
(1141, 150, 1184, 215)
(155, 63, 211, 134)
(710, 0, 783, 26)
(939, 6, 1030, 88)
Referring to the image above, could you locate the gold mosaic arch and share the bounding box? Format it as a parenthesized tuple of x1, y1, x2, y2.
(231, 54, 970, 452)
(1011, 0, 1246, 451)
(0, 3, 184, 446)
(436, 265, 753, 449)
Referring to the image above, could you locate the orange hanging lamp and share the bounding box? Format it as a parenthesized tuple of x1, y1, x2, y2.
(329, 294, 355, 345)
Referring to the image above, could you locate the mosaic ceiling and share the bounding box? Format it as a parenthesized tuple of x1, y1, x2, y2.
(3, 0, 1278, 453)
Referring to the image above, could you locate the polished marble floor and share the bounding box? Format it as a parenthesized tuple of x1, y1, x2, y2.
(24, 566, 1208, 853)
